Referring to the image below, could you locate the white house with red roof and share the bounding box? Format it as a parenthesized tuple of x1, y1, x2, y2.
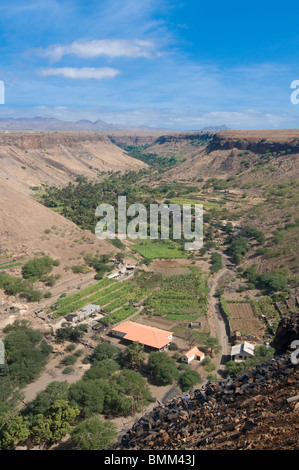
(181, 347, 205, 364)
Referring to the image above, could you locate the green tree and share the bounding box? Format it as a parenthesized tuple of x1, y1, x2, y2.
(110, 370, 153, 414)
(92, 342, 119, 363)
(179, 370, 201, 392)
(26, 381, 69, 417)
(0, 412, 31, 450)
(3, 327, 51, 385)
(122, 342, 145, 370)
(22, 256, 58, 281)
(204, 336, 222, 357)
(83, 359, 119, 381)
(69, 379, 106, 417)
(32, 400, 79, 445)
(71, 417, 117, 450)
(148, 352, 179, 385)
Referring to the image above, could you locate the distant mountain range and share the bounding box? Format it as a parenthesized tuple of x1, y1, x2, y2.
(0, 117, 228, 133)
(0, 117, 172, 132)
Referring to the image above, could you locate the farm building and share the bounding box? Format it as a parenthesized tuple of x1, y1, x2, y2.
(107, 272, 120, 279)
(66, 304, 100, 324)
(189, 321, 201, 329)
(181, 347, 205, 364)
(111, 321, 173, 351)
(231, 341, 255, 362)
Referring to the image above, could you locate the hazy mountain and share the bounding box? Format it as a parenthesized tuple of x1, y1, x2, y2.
(0, 117, 172, 132)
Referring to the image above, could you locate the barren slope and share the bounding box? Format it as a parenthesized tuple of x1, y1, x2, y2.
(0, 177, 115, 298)
(0, 132, 147, 194)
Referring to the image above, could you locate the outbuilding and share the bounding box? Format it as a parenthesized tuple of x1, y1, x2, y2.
(181, 347, 205, 364)
(231, 341, 255, 362)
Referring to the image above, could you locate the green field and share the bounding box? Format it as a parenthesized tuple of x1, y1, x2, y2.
(170, 196, 223, 210)
(131, 239, 187, 259)
(51, 277, 144, 324)
(51, 267, 209, 329)
(100, 306, 138, 325)
(143, 268, 208, 317)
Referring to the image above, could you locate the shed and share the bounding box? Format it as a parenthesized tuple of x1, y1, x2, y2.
(181, 347, 205, 364)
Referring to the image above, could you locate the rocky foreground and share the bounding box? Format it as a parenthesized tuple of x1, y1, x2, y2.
(114, 355, 299, 451)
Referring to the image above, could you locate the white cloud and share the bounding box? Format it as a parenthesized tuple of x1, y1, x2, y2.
(37, 39, 159, 62)
(38, 67, 120, 80)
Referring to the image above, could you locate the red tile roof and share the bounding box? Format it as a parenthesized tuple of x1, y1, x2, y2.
(112, 321, 173, 350)
(184, 347, 205, 359)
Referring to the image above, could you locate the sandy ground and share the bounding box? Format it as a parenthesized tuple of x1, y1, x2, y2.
(23, 346, 91, 402)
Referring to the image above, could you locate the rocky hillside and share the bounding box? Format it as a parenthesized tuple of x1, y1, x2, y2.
(158, 130, 299, 181)
(0, 177, 114, 283)
(115, 355, 299, 450)
(272, 312, 299, 355)
(0, 132, 147, 194)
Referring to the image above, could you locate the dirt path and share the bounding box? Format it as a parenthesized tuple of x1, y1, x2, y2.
(207, 252, 233, 374)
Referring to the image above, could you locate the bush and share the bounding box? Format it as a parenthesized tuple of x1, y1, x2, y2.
(211, 252, 223, 273)
(61, 355, 77, 366)
(179, 370, 201, 392)
(63, 367, 74, 375)
(22, 256, 59, 281)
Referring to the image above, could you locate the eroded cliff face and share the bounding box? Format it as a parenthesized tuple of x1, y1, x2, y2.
(108, 134, 161, 148)
(0, 132, 147, 193)
(209, 129, 299, 154)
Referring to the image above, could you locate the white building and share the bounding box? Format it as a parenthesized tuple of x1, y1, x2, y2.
(66, 304, 100, 324)
(181, 347, 205, 364)
(231, 341, 255, 362)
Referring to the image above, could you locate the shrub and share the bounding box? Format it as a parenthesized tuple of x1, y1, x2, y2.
(179, 370, 201, 391)
(22, 256, 59, 281)
(61, 355, 77, 366)
(63, 367, 74, 375)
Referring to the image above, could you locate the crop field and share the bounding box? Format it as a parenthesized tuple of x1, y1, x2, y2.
(143, 269, 208, 318)
(99, 306, 138, 325)
(131, 239, 187, 259)
(225, 302, 266, 338)
(51, 279, 123, 317)
(51, 276, 147, 325)
(169, 196, 223, 210)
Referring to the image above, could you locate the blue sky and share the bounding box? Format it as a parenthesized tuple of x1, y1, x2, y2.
(0, 0, 299, 129)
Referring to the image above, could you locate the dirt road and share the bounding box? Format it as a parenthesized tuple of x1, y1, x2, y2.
(207, 252, 233, 374)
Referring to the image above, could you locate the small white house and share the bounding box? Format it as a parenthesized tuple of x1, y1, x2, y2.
(231, 341, 255, 362)
(181, 347, 205, 364)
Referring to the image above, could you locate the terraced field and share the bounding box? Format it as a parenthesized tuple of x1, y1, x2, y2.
(51, 277, 150, 325)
